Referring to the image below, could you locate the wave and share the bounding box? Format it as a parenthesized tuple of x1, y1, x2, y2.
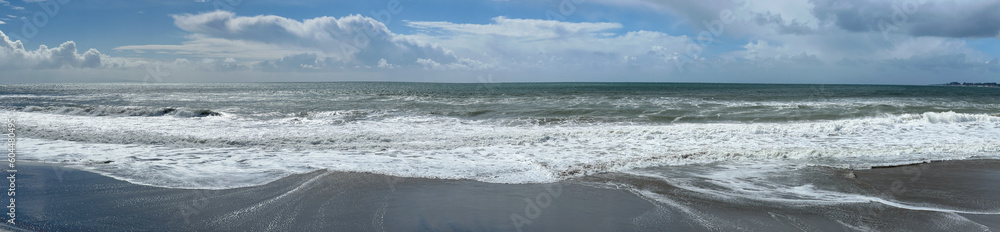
(19, 105, 224, 118)
(900, 111, 1000, 123)
(10, 100, 1000, 125)
(6, 110, 1000, 189)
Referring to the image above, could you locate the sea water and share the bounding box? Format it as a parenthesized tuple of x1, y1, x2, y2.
(1, 82, 998, 189)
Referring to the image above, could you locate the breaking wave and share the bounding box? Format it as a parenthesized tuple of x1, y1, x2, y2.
(6, 109, 999, 189)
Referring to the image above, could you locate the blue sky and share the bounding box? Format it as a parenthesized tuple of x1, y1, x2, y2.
(0, 0, 998, 84)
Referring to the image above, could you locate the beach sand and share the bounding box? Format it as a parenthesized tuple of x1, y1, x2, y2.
(5, 160, 1000, 231)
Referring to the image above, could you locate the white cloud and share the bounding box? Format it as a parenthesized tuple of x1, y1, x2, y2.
(0, 27, 265, 82)
(118, 11, 701, 73)
(377, 58, 396, 69)
(118, 11, 470, 69)
(117, 35, 308, 60)
(0, 29, 109, 69)
(402, 17, 695, 71)
(4, 3, 995, 84)
(253, 53, 326, 71)
(629, 0, 996, 71)
(737, 40, 802, 60)
(406, 16, 621, 38)
(0, 0, 23, 11)
(416, 57, 493, 70)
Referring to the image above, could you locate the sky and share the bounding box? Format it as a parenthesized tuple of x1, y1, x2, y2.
(0, 0, 998, 84)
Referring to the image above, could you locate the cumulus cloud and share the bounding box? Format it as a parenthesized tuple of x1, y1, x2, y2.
(118, 11, 468, 69)
(0, 29, 115, 69)
(377, 58, 397, 69)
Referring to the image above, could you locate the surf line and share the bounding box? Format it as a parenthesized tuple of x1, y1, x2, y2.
(5, 118, 16, 225)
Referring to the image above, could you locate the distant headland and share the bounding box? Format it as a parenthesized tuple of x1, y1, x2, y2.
(936, 82, 1000, 88)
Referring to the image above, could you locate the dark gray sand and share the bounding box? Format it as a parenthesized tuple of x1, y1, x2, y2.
(5, 160, 1000, 231)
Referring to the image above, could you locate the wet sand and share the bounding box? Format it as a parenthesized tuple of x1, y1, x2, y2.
(5, 160, 1000, 231)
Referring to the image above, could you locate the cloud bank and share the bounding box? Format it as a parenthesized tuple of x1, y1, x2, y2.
(1, 0, 998, 84)
(119, 11, 465, 71)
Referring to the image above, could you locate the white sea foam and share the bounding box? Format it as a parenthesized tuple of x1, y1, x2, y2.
(7, 110, 1000, 189)
(626, 163, 1000, 215)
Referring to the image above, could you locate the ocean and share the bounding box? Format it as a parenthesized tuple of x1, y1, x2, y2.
(3, 82, 1000, 231)
(2, 82, 999, 188)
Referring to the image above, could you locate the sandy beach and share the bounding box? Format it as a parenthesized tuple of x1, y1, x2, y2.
(3, 159, 998, 231)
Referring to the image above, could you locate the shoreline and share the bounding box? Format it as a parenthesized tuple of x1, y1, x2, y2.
(5, 159, 1000, 231)
(6, 161, 659, 231)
